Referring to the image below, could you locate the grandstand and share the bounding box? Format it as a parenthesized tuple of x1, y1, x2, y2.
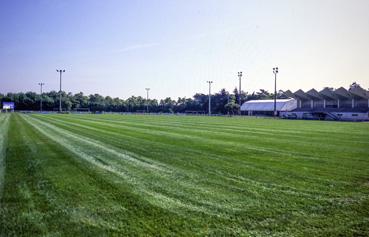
(241, 83, 369, 121)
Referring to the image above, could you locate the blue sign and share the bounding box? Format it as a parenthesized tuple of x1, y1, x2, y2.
(3, 102, 15, 110)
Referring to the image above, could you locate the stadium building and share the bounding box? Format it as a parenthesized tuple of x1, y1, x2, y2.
(241, 83, 369, 121)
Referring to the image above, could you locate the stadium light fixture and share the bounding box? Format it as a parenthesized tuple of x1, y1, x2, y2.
(145, 88, 150, 113)
(273, 67, 279, 117)
(38, 82, 45, 112)
(56, 69, 65, 112)
(207, 81, 213, 116)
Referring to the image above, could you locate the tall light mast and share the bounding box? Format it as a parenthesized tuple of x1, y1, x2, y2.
(38, 82, 45, 112)
(145, 88, 150, 113)
(207, 81, 213, 116)
(238, 71, 243, 107)
(273, 67, 279, 117)
(56, 69, 65, 112)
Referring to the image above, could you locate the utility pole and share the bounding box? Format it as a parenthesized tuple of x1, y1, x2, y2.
(273, 67, 279, 117)
(56, 69, 65, 112)
(38, 82, 45, 112)
(145, 88, 150, 113)
(207, 81, 213, 116)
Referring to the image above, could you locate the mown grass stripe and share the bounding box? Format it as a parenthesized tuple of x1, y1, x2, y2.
(37, 114, 366, 186)
(24, 115, 263, 212)
(22, 115, 237, 215)
(0, 114, 10, 202)
(28, 115, 365, 204)
(33, 114, 348, 190)
(71, 114, 369, 146)
(69, 114, 369, 143)
(24, 114, 345, 218)
(47, 114, 369, 163)
(34, 114, 364, 193)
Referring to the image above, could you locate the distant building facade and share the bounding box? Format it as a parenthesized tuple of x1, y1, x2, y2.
(241, 83, 369, 121)
(1, 102, 15, 112)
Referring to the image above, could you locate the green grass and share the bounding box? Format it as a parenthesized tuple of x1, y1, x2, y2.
(1, 113, 369, 236)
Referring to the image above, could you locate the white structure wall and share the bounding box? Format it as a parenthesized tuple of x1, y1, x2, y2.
(280, 111, 369, 121)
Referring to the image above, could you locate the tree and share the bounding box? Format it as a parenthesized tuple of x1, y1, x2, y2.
(89, 94, 105, 111)
(233, 87, 240, 105)
(225, 95, 240, 115)
(3, 87, 288, 114)
(74, 92, 89, 109)
(160, 97, 176, 113)
(213, 89, 229, 114)
(256, 89, 272, 99)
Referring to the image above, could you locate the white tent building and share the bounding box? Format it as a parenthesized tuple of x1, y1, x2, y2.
(240, 98, 297, 116)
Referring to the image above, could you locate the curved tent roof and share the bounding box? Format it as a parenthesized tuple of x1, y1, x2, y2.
(241, 99, 297, 112)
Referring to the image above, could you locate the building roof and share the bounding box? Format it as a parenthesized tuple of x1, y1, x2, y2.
(306, 89, 323, 99)
(349, 85, 369, 99)
(241, 98, 297, 112)
(293, 89, 310, 100)
(289, 85, 369, 100)
(283, 90, 296, 98)
(319, 87, 337, 99)
(335, 87, 351, 99)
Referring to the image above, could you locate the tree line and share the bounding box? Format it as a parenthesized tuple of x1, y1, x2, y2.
(0, 88, 286, 114)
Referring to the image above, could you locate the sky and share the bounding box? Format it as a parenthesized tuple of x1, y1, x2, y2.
(1, 0, 369, 99)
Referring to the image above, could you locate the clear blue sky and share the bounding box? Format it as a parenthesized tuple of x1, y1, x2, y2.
(1, 0, 369, 99)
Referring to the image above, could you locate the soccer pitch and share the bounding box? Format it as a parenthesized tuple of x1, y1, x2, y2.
(1, 113, 369, 236)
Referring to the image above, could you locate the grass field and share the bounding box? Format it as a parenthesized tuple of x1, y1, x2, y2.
(0, 113, 369, 236)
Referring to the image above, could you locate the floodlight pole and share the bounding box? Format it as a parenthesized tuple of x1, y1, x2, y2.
(238, 71, 243, 114)
(56, 69, 65, 112)
(273, 67, 279, 117)
(145, 88, 150, 113)
(238, 71, 243, 107)
(207, 81, 213, 116)
(38, 82, 45, 112)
